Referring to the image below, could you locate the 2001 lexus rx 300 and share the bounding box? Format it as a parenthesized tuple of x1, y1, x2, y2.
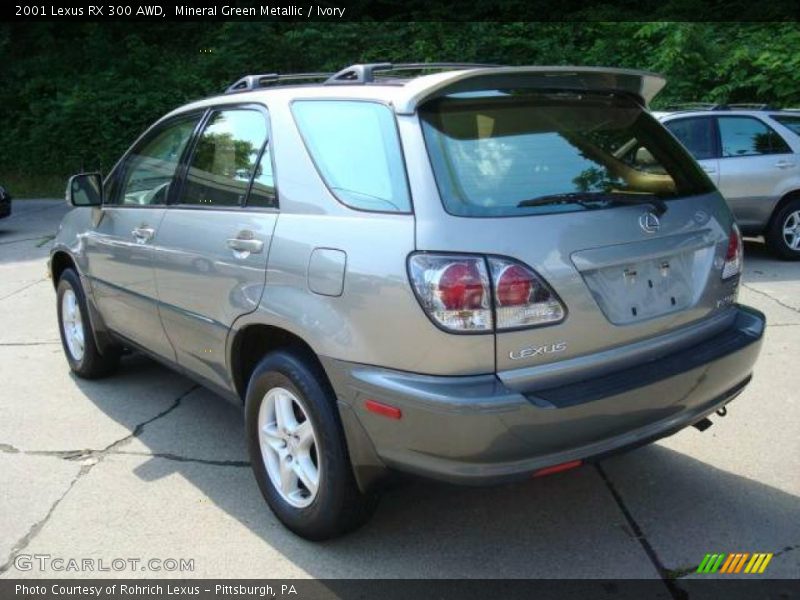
(50, 64, 765, 539)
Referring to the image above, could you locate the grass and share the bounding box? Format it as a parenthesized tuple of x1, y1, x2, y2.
(1, 173, 68, 199)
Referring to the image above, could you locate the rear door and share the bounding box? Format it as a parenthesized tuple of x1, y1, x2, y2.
(663, 116, 720, 186)
(153, 106, 277, 389)
(84, 114, 201, 360)
(414, 90, 737, 375)
(715, 115, 795, 229)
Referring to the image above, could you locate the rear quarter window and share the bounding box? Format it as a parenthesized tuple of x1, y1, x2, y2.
(292, 100, 411, 213)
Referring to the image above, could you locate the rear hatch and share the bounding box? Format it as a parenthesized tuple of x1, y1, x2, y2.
(411, 70, 739, 377)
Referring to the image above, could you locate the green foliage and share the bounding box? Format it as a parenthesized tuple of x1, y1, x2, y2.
(1, 22, 799, 196)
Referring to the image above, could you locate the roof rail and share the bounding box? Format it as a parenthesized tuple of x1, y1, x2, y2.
(662, 102, 719, 111)
(664, 102, 782, 112)
(724, 103, 777, 110)
(325, 62, 503, 85)
(225, 72, 333, 94)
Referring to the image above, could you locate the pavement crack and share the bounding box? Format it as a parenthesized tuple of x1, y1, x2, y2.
(0, 384, 198, 574)
(0, 464, 89, 574)
(98, 384, 200, 455)
(0, 277, 47, 302)
(0, 235, 53, 247)
(0, 341, 61, 346)
(742, 283, 800, 315)
(114, 450, 250, 467)
(595, 463, 687, 600)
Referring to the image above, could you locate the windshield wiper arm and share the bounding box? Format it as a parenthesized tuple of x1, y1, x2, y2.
(517, 192, 667, 216)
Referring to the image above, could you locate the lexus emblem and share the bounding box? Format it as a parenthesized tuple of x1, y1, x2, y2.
(639, 211, 661, 233)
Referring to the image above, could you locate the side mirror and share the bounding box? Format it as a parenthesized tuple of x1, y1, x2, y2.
(66, 173, 103, 207)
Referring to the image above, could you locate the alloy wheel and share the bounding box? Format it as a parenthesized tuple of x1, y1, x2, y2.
(257, 387, 320, 508)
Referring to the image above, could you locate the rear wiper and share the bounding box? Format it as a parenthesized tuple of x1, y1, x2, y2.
(517, 192, 667, 216)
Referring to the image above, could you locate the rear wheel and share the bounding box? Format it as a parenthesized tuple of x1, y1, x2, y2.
(56, 269, 120, 378)
(244, 350, 376, 540)
(766, 198, 800, 260)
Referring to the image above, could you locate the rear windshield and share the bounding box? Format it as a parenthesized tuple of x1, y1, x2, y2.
(420, 92, 714, 218)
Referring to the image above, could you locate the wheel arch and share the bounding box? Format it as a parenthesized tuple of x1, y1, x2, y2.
(49, 249, 78, 289)
(767, 189, 800, 231)
(228, 323, 330, 403)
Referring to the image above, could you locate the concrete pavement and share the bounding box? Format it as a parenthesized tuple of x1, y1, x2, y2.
(0, 200, 797, 583)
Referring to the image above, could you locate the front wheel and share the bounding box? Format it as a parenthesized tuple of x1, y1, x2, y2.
(244, 350, 377, 540)
(56, 268, 120, 378)
(766, 198, 800, 260)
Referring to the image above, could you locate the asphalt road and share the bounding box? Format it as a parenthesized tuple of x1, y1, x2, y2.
(0, 200, 798, 584)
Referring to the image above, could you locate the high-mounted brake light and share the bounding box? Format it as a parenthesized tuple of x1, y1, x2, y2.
(722, 224, 743, 280)
(408, 253, 565, 333)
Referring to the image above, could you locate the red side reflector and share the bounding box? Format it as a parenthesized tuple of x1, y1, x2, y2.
(364, 399, 402, 420)
(532, 459, 583, 478)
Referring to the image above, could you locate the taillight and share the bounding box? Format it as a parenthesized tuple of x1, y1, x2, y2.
(407, 254, 493, 332)
(488, 258, 566, 330)
(408, 253, 565, 333)
(722, 224, 743, 280)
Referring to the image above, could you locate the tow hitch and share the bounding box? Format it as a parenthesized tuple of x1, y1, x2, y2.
(693, 404, 729, 431)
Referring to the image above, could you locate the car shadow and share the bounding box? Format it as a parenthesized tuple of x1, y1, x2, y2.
(68, 354, 800, 579)
(742, 238, 799, 285)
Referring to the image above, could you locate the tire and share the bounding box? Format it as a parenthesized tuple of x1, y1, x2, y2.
(765, 197, 800, 260)
(244, 350, 377, 540)
(56, 268, 120, 378)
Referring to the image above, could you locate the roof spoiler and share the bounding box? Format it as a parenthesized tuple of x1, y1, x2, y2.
(395, 66, 666, 114)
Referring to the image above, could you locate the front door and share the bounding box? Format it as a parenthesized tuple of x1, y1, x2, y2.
(84, 114, 202, 360)
(153, 107, 278, 389)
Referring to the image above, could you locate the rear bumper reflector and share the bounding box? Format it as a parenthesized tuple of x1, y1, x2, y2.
(532, 460, 583, 478)
(364, 399, 402, 420)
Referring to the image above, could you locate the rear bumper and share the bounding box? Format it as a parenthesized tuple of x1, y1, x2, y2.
(325, 305, 765, 487)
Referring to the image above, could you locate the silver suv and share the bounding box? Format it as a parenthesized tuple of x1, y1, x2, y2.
(51, 64, 765, 540)
(657, 106, 800, 259)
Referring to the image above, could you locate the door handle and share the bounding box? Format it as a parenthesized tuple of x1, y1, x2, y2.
(131, 227, 155, 244)
(702, 167, 717, 174)
(775, 160, 796, 169)
(226, 233, 264, 256)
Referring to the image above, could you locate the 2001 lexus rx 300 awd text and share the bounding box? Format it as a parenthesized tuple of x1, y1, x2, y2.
(50, 64, 765, 540)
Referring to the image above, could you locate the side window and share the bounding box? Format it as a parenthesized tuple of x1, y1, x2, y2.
(664, 117, 717, 160)
(772, 115, 800, 136)
(292, 100, 411, 213)
(115, 117, 200, 206)
(717, 116, 791, 157)
(180, 109, 268, 207)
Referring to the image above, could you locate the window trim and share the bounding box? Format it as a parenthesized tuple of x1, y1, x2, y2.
(662, 115, 722, 161)
(289, 97, 414, 215)
(169, 103, 278, 212)
(714, 114, 791, 159)
(104, 111, 207, 208)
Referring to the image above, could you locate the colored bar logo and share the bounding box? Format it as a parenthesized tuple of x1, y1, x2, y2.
(697, 552, 773, 574)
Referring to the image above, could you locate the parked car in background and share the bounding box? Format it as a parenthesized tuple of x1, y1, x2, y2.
(0, 185, 11, 219)
(50, 64, 765, 540)
(656, 106, 800, 259)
